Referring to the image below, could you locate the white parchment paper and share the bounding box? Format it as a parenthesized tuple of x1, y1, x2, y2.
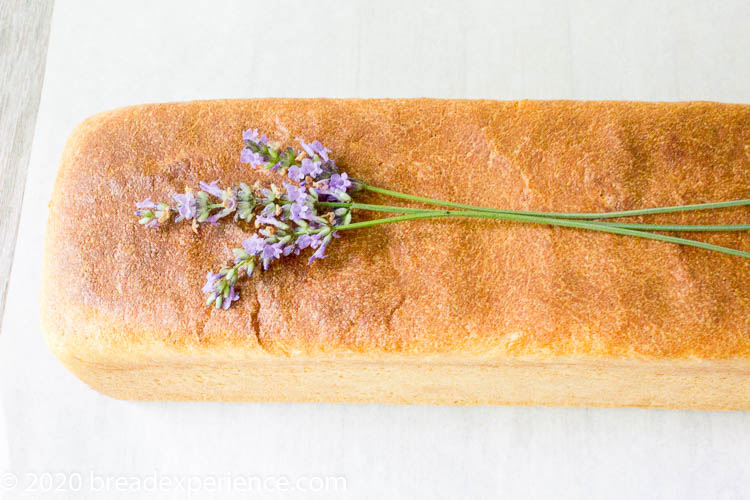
(2, 1, 749, 498)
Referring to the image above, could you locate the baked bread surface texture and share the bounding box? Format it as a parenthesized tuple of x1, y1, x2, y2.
(42, 99, 750, 408)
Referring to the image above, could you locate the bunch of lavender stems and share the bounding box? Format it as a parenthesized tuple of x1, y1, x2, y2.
(136, 130, 750, 309)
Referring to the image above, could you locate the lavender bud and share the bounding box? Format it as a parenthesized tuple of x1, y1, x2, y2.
(196, 192, 211, 222)
(236, 183, 256, 222)
(134, 198, 171, 228)
(233, 248, 250, 261)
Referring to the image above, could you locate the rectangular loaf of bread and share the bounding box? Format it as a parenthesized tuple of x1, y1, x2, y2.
(41, 99, 750, 409)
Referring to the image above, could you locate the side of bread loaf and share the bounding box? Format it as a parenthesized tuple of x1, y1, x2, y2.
(42, 99, 750, 408)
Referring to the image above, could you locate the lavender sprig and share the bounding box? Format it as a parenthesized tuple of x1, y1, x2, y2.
(135, 181, 249, 229)
(134, 130, 357, 309)
(136, 130, 355, 232)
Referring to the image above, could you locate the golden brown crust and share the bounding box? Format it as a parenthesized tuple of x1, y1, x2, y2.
(41, 99, 750, 404)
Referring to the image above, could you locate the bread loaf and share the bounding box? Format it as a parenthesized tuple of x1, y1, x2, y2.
(41, 99, 750, 408)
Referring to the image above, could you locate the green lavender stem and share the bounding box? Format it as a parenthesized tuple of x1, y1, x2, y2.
(332, 209, 750, 259)
(360, 183, 750, 220)
(317, 201, 750, 232)
(588, 223, 750, 232)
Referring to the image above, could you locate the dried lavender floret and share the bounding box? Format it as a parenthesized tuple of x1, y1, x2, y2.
(172, 190, 197, 222)
(134, 197, 171, 228)
(200, 181, 237, 224)
(299, 138, 331, 162)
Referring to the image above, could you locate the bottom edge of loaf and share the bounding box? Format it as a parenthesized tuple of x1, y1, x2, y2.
(54, 352, 750, 410)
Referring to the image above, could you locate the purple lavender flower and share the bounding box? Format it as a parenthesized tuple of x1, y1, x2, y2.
(310, 172, 354, 205)
(296, 233, 322, 251)
(200, 181, 237, 224)
(200, 181, 224, 198)
(312, 141, 331, 162)
(243, 128, 269, 144)
(202, 271, 224, 294)
(257, 215, 290, 230)
(261, 242, 284, 270)
(241, 149, 267, 167)
(206, 210, 231, 225)
(135, 197, 158, 210)
(223, 285, 239, 309)
(300, 158, 323, 179)
(207, 209, 227, 225)
(287, 165, 304, 182)
(328, 172, 352, 192)
(299, 139, 331, 162)
(284, 183, 308, 203)
(242, 234, 266, 256)
(308, 243, 328, 264)
(240, 148, 253, 164)
(172, 191, 197, 221)
(308, 233, 334, 264)
(290, 202, 314, 221)
(262, 242, 283, 260)
(313, 184, 351, 203)
(242, 128, 259, 142)
(298, 138, 314, 157)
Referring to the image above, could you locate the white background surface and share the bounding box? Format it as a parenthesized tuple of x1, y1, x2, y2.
(2, 0, 750, 498)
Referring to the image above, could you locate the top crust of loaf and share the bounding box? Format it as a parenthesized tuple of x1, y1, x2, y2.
(41, 99, 750, 365)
